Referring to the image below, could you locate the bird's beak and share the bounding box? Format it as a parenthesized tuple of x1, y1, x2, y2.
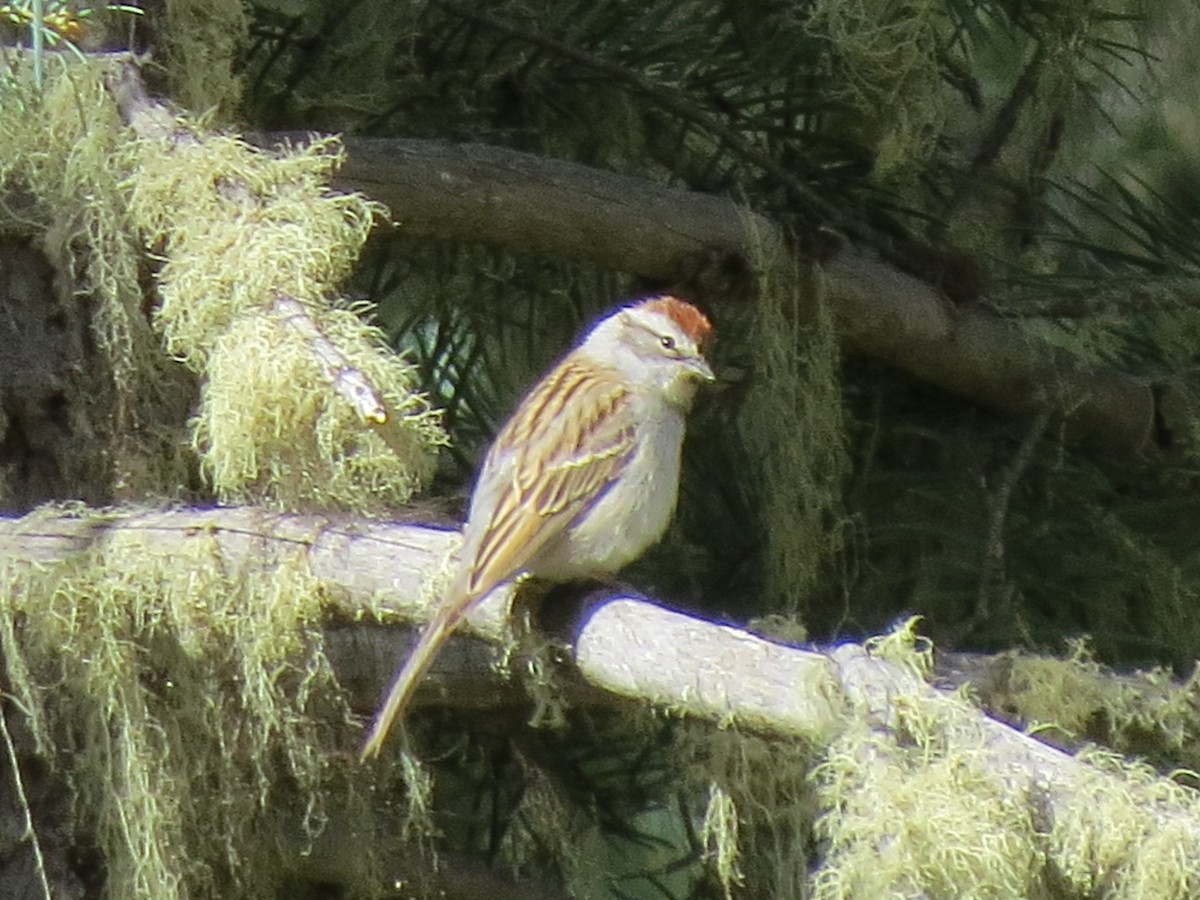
(690, 356, 716, 383)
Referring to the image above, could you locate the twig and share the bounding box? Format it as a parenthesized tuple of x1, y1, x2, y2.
(984, 281, 1200, 319)
(0, 697, 52, 900)
(973, 404, 1054, 627)
(972, 43, 1046, 172)
(273, 296, 388, 424)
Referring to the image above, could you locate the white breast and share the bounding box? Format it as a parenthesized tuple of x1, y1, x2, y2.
(529, 395, 686, 581)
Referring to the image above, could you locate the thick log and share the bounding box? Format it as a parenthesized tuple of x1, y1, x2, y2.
(327, 135, 1162, 457)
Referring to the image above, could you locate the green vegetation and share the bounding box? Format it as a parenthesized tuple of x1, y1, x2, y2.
(4, 1, 1200, 897)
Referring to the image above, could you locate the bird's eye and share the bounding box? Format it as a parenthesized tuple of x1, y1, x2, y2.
(660, 335, 676, 351)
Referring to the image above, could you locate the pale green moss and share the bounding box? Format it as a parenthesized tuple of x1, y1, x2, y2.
(1011, 638, 1200, 766)
(0, 52, 445, 895)
(740, 241, 848, 614)
(124, 119, 446, 510)
(126, 131, 380, 368)
(158, 0, 247, 116)
(803, 0, 946, 176)
(1047, 748, 1200, 897)
(1, 53, 446, 511)
(0, 56, 192, 498)
(813, 727, 1043, 898)
(193, 306, 444, 512)
(810, 625, 1200, 898)
(700, 783, 743, 897)
(676, 722, 818, 898)
(865, 614, 934, 679)
(0, 505, 429, 899)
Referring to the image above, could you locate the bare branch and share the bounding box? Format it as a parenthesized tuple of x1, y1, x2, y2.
(985, 281, 1200, 319)
(969, 405, 1055, 634)
(319, 135, 1165, 458)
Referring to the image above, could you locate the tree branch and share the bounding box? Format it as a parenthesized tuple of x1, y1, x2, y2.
(4, 505, 1200, 851)
(318, 135, 1165, 458)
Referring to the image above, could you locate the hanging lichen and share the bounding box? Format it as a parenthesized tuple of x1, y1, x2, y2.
(812, 722, 1044, 897)
(0, 505, 430, 899)
(192, 303, 445, 511)
(121, 111, 446, 511)
(1006, 638, 1200, 771)
(802, 0, 947, 176)
(2, 52, 445, 513)
(157, 0, 248, 115)
(739, 239, 848, 616)
(0, 54, 195, 501)
(0, 52, 446, 896)
(809, 623, 1200, 899)
(678, 723, 818, 898)
(700, 782, 744, 897)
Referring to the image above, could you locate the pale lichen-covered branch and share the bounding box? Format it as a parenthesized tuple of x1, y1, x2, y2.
(3, 505, 1200, 898)
(102, 59, 447, 512)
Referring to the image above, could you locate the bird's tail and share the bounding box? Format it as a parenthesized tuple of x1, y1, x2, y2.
(359, 597, 466, 761)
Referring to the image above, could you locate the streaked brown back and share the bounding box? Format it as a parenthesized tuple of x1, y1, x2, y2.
(464, 355, 635, 599)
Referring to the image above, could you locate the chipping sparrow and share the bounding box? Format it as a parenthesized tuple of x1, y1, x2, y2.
(360, 295, 714, 759)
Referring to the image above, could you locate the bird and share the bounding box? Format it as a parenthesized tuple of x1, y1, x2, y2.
(360, 295, 715, 760)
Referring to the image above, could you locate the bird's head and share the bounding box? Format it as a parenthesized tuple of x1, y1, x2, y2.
(585, 295, 715, 408)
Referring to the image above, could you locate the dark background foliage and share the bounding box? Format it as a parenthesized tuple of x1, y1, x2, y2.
(234, 0, 1200, 670)
(6, 2, 1200, 897)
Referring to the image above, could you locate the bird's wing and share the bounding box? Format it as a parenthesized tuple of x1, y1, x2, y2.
(360, 357, 636, 761)
(462, 356, 636, 600)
